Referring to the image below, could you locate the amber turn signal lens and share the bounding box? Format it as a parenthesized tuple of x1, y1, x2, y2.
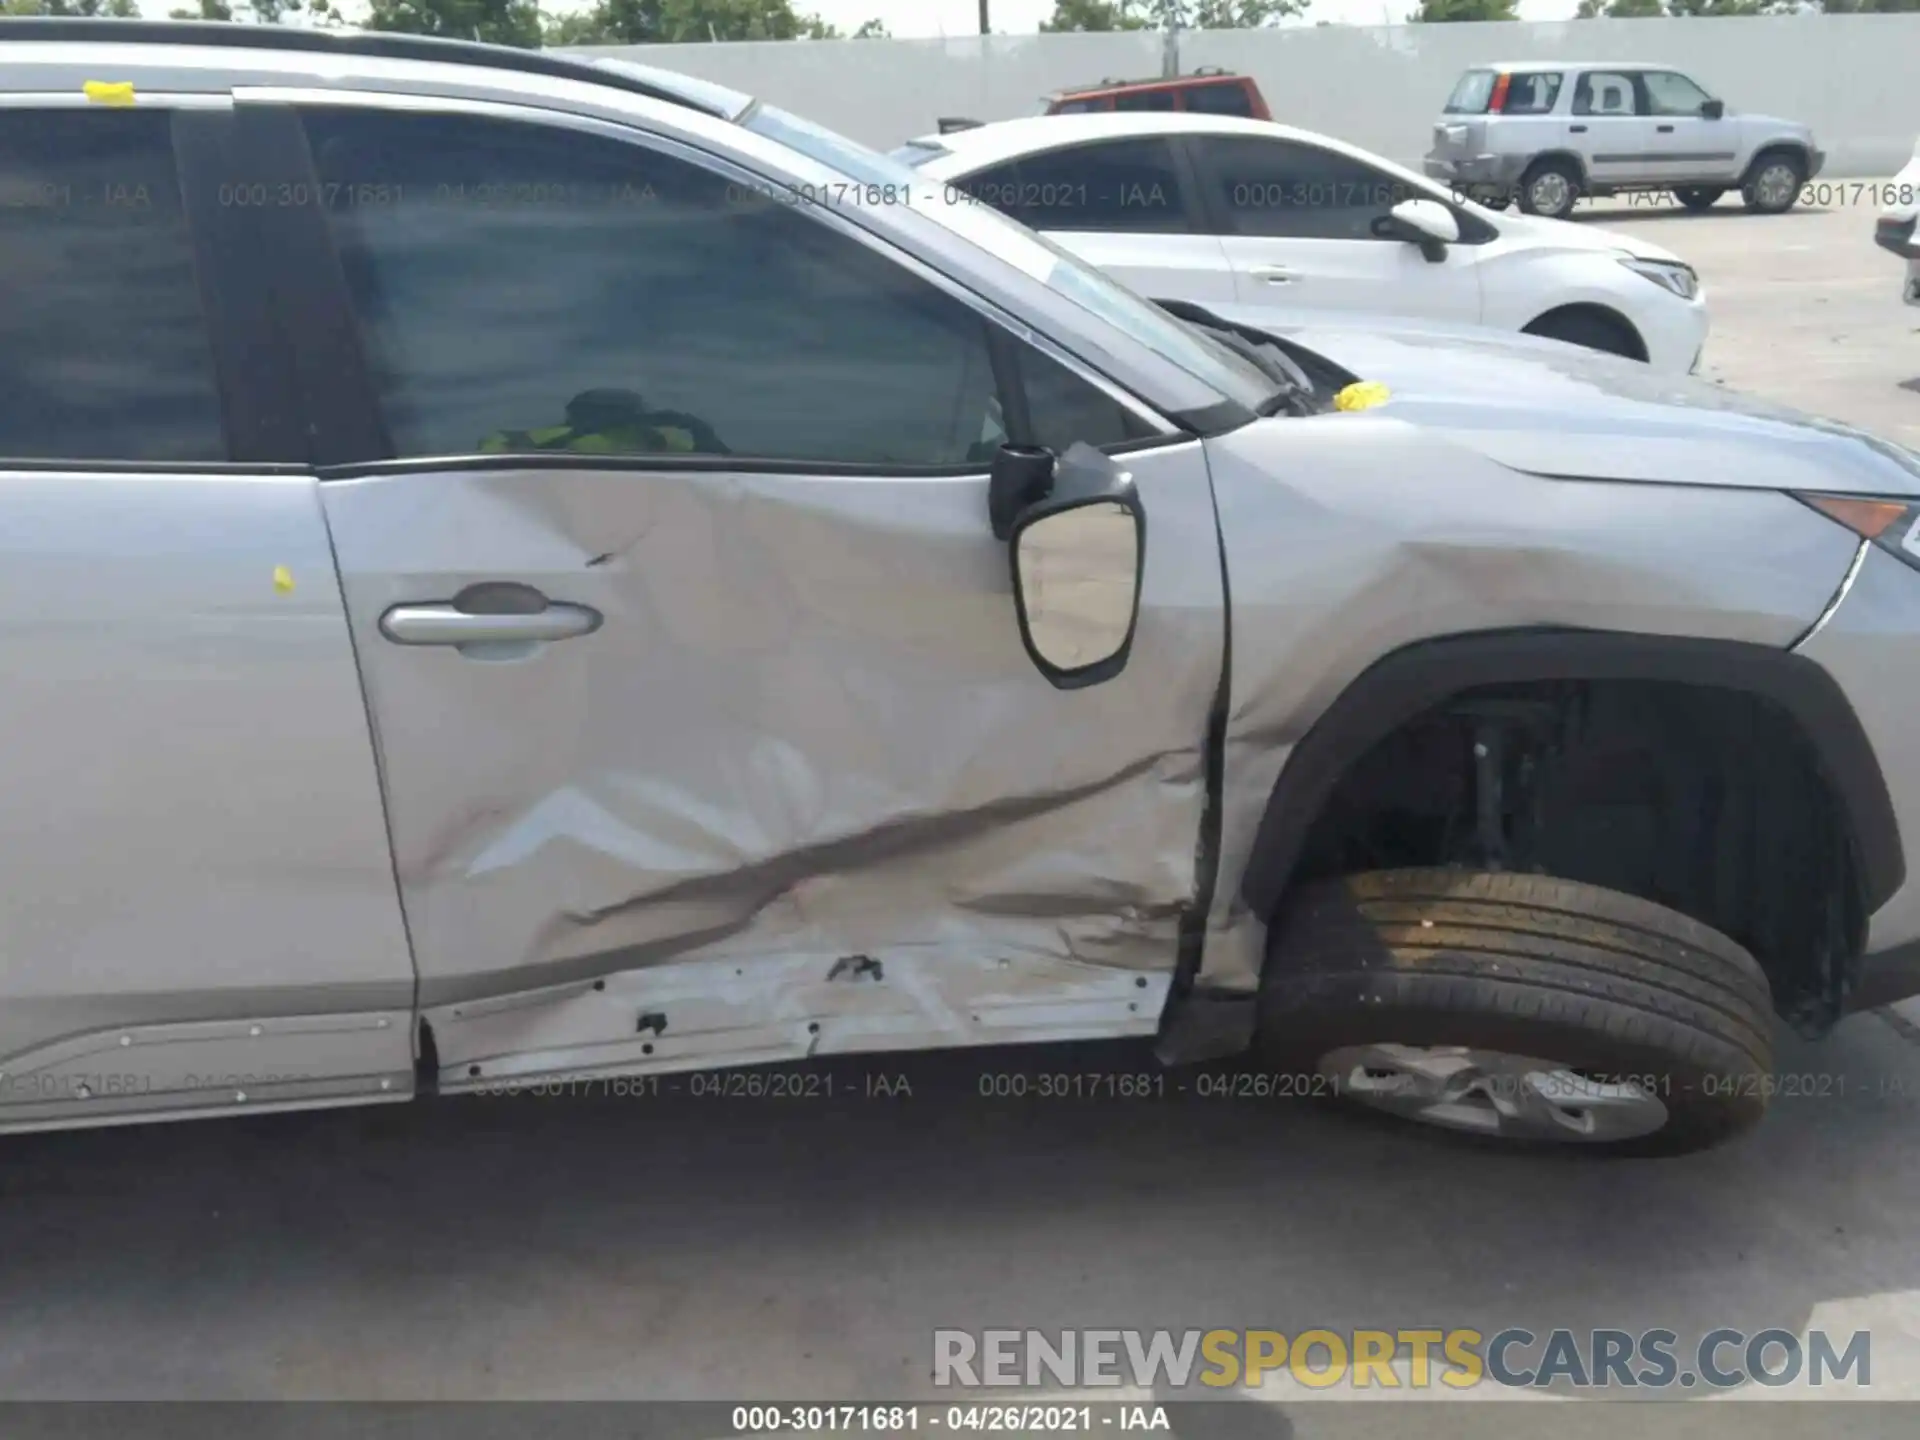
(1798, 494, 1912, 540)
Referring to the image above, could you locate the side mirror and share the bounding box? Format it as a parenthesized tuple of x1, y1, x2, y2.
(1006, 444, 1146, 691)
(1701, 98, 1725, 120)
(1372, 198, 1460, 262)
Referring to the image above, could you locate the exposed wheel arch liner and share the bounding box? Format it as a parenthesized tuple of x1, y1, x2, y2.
(1236, 627, 1903, 923)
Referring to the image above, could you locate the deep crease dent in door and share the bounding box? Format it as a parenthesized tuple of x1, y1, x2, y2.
(322, 442, 1227, 1085)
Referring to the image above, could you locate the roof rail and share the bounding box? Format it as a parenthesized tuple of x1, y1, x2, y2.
(1058, 71, 1238, 96)
(0, 17, 733, 118)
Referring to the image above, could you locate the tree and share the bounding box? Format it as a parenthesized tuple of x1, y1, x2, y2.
(1040, 0, 1155, 28)
(851, 16, 888, 34)
(363, 0, 545, 46)
(1666, 0, 1796, 14)
(1042, 0, 1305, 27)
(1186, 0, 1307, 21)
(1410, 0, 1519, 16)
(1575, 0, 1803, 11)
(541, 0, 848, 44)
(1, 0, 139, 14)
(167, 0, 342, 21)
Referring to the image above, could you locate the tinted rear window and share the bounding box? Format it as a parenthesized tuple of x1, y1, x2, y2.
(1444, 70, 1496, 115)
(0, 109, 226, 463)
(1503, 72, 1563, 115)
(1185, 83, 1256, 117)
(1114, 90, 1178, 112)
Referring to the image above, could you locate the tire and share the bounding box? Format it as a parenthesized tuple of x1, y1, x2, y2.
(1257, 869, 1775, 1156)
(1741, 150, 1805, 214)
(1516, 159, 1580, 220)
(1521, 307, 1642, 361)
(1673, 186, 1724, 212)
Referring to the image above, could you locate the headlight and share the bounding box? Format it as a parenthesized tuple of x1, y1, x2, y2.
(1797, 494, 1920, 574)
(1619, 256, 1699, 301)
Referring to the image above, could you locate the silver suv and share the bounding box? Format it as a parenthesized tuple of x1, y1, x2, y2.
(1425, 62, 1824, 220)
(1, 19, 1918, 1159)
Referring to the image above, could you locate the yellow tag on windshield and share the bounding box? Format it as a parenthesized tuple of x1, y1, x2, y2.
(1334, 381, 1391, 412)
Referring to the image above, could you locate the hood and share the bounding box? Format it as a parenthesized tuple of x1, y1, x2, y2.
(1203, 303, 1920, 498)
(1488, 209, 1685, 265)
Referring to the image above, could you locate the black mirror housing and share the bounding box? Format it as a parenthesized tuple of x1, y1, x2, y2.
(1369, 211, 1450, 264)
(1701, 98, 1725, 119)
(988, 443, 1055, 541)
(1006, 444, 1147, 691)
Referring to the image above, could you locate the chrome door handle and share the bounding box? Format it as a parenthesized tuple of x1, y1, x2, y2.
(379, 602, 602, 647)
(1248, 265, 1295, 284)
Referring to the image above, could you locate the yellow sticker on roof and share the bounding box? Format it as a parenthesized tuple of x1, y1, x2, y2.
(84, 81, 136, 106)
(1334, 380, 1391, 412)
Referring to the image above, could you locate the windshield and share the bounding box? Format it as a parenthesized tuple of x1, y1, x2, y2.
(741, 104, 1277, 413)
(1444, 70, 1496, 115)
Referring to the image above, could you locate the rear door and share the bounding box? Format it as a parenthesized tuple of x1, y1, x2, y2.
(1572, 69, 1659, 189)
(241, 94, 1228, 1089)
(0, 97, 414, 1126)
(1187, 133, 1484, 323)
(955, 135, 1235, 304)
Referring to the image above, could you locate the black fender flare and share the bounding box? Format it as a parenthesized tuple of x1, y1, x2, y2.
(1236, 628, 1904, 923)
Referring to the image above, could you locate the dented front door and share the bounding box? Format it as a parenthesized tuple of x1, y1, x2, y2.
(325, 444, 1225, 1087)
(291, 98, 1227, 1089)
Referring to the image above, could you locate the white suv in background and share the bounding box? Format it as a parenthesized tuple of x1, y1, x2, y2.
(894, 113, 1710, 374)
(1427, 63, 1823, 220)
(1876, 136, 1920, 307)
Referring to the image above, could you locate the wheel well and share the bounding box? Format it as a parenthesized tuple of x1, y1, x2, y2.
(1238, 631, 1903, 1031)
(1522, 304, 1648, 362)
(1522, 150, 1587, 185)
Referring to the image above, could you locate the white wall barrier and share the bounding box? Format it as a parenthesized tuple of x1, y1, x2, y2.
(566, 15, 1920, 180)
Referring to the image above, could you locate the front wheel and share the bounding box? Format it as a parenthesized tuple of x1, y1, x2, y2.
(1517, 159, 1580, 220)
(1742, 152, 1806, 214)
(1256, 869, 1776, 1156)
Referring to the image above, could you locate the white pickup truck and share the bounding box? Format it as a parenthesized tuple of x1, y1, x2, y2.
(1876, 137, 1920, 305)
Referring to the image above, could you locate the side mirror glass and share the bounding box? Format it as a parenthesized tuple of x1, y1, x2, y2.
(1013, 497, 1144, 688)
(1701, 98, 1725, 120)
